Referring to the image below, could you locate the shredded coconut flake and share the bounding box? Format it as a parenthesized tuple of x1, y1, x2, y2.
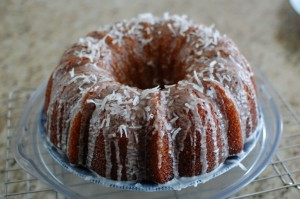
(132, 96, 139, 106)
(69, 68, 75, 78)
(171, 128, 181, 140)
(170, 115, 179, 124)
(118, 124, 128, 137)
(193, 70, 202, 86)
(210, 60, 217, 67)
(185, 103, 193, 109)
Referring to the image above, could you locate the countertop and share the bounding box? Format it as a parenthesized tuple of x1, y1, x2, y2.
(1, 0, 300, 198)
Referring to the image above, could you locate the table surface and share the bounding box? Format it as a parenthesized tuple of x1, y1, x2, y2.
(1, 0, 300, 198)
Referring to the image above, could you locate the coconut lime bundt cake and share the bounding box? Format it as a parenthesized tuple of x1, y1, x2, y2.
(44, 13, 259, 184)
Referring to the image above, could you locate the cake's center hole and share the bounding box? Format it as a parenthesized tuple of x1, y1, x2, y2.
(114, 59, 187, 90)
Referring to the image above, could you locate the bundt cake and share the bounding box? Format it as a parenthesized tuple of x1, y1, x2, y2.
(45, 13, 259, 184)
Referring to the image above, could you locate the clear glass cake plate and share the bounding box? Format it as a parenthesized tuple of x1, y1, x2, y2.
(13, 72, 282, 199)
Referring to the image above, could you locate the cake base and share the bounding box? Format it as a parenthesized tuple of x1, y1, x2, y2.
(40, 107, 264, 191)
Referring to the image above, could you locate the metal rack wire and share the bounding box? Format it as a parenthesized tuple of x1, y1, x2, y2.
(1, 81, 300, 198)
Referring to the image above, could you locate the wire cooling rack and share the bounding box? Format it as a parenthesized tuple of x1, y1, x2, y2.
(1, 78, 300, 199)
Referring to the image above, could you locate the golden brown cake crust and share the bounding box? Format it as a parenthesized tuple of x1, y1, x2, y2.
(45, 13, 259, 184)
